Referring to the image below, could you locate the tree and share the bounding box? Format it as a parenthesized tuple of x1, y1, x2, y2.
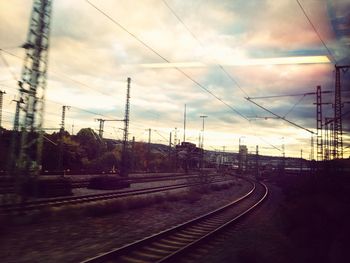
(76, 128, 105, 160)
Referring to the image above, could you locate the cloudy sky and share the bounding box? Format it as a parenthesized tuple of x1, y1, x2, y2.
(0, 0, 349, 158)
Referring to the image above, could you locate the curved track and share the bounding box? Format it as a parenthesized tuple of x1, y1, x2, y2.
(80, 179, 268, 263)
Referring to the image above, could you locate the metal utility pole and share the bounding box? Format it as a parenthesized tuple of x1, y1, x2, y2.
(183, 104, 186, 142)
(222, 146, 226, 166)
(300, 149, 303, 175)
(0, 90, 5, 128)
(59, 105, 69, 175)
(281, 137, 285, 175)
(168, 131, 172, 168)
(120, 77, 131, 177)
(238, 136, 245, 173)
(96, 118, 123, 139)
(131, 136, 135, 173)
(255, 145, 259, 177)
(174, 127, 178, 146)
(310, 135, 314, 160)
(324, 117, 333, 160)
(200, 115, 208, 147)
(147, 128, 151, 171)
(96, 119, 105, 139)
(60, 106, 70, 132)
(199, 115, 208, 170)
(14, 0, 53, 179)
(316, 86, 323, 161)
(7, 99, 23, 177)
(333, 65, 349, 159)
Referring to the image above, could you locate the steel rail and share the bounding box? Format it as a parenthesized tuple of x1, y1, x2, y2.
(0, 177, 234, 214)
(0, 173, 206, 193)
(80, 179, 267, 263)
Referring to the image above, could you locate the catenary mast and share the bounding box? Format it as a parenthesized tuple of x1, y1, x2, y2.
(14, 0, 53, 176)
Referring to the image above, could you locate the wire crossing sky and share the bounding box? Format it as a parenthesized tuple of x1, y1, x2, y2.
(0, 0, 349, 158)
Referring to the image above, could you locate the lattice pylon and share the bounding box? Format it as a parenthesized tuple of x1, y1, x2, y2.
(15, 0, 53, 176)
(316, 86, 323, 161)
(333, 66, 343, 159)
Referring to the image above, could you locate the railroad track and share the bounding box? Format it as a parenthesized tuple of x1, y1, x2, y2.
(0, 177, 233, 215)
(80, 179, 268, 263)
(0, 173, 207, 193)
(71, 174, 206, 188)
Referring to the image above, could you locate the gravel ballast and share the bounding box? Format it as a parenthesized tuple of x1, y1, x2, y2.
(1, 177, 251, 263)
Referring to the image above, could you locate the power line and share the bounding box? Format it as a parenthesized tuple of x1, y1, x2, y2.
(158, 1, 283, 149)
(246, 97, 315, 134)
(295, 0, 337, 64)
(176, 68, 249, 120)
(248, 90, 335, 100)
(85, 0, 249, 121)
(0, 48, 114, 99)
(161, 0, 253, 117)
(0, 49, 123, 120)
(162, 0, 203, 46)
(0, 50, 19, 82)
(1, 47, 162, 122)
(283, 94, 306, 118)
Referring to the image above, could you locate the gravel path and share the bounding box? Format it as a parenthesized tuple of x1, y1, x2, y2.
(0, 177, 251, 263)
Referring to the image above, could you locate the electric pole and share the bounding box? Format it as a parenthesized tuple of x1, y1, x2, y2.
(13, 0, 53, 183)
(0, 90, 5, 128)
(131, 136, 135, 173)
(333, 65, 349, 159)
(59, 105, 69, 175)
(255, 145, 259, 178)
(300, 149, 303, 175)
(316, 86, 323, 161)
(174, 127, 178, 146)
(96, 119, 105, 139)
(60, 105, 70, 132)
(200, 115, 208, 171)
(120, 77, 131, 177)
(147, 128, 151, 171)
(183, 104, 186, 142)
(169, 131, 172, 170)
(281, 137, 285, 176)
(96, 118, 123, 139)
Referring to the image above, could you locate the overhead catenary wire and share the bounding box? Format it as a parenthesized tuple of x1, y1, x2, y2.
(161, 0, 254, 117)
(161, 1, 249, 98)
(1, 47, 163, 124)
(159, 0, 297, 152)
(0, 49, 125, 122)
(0, 50, 19, 82)
(283, 94, 306, 118)
(85, 0, 249, 122)
(295, 0, 337, 64)
(0, 48, 115, 99)
(248, 90, 334, 100)
(246, 97, 315, 134)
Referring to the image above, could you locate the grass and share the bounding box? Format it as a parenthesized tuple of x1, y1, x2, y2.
(1, 179, 237, 226)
